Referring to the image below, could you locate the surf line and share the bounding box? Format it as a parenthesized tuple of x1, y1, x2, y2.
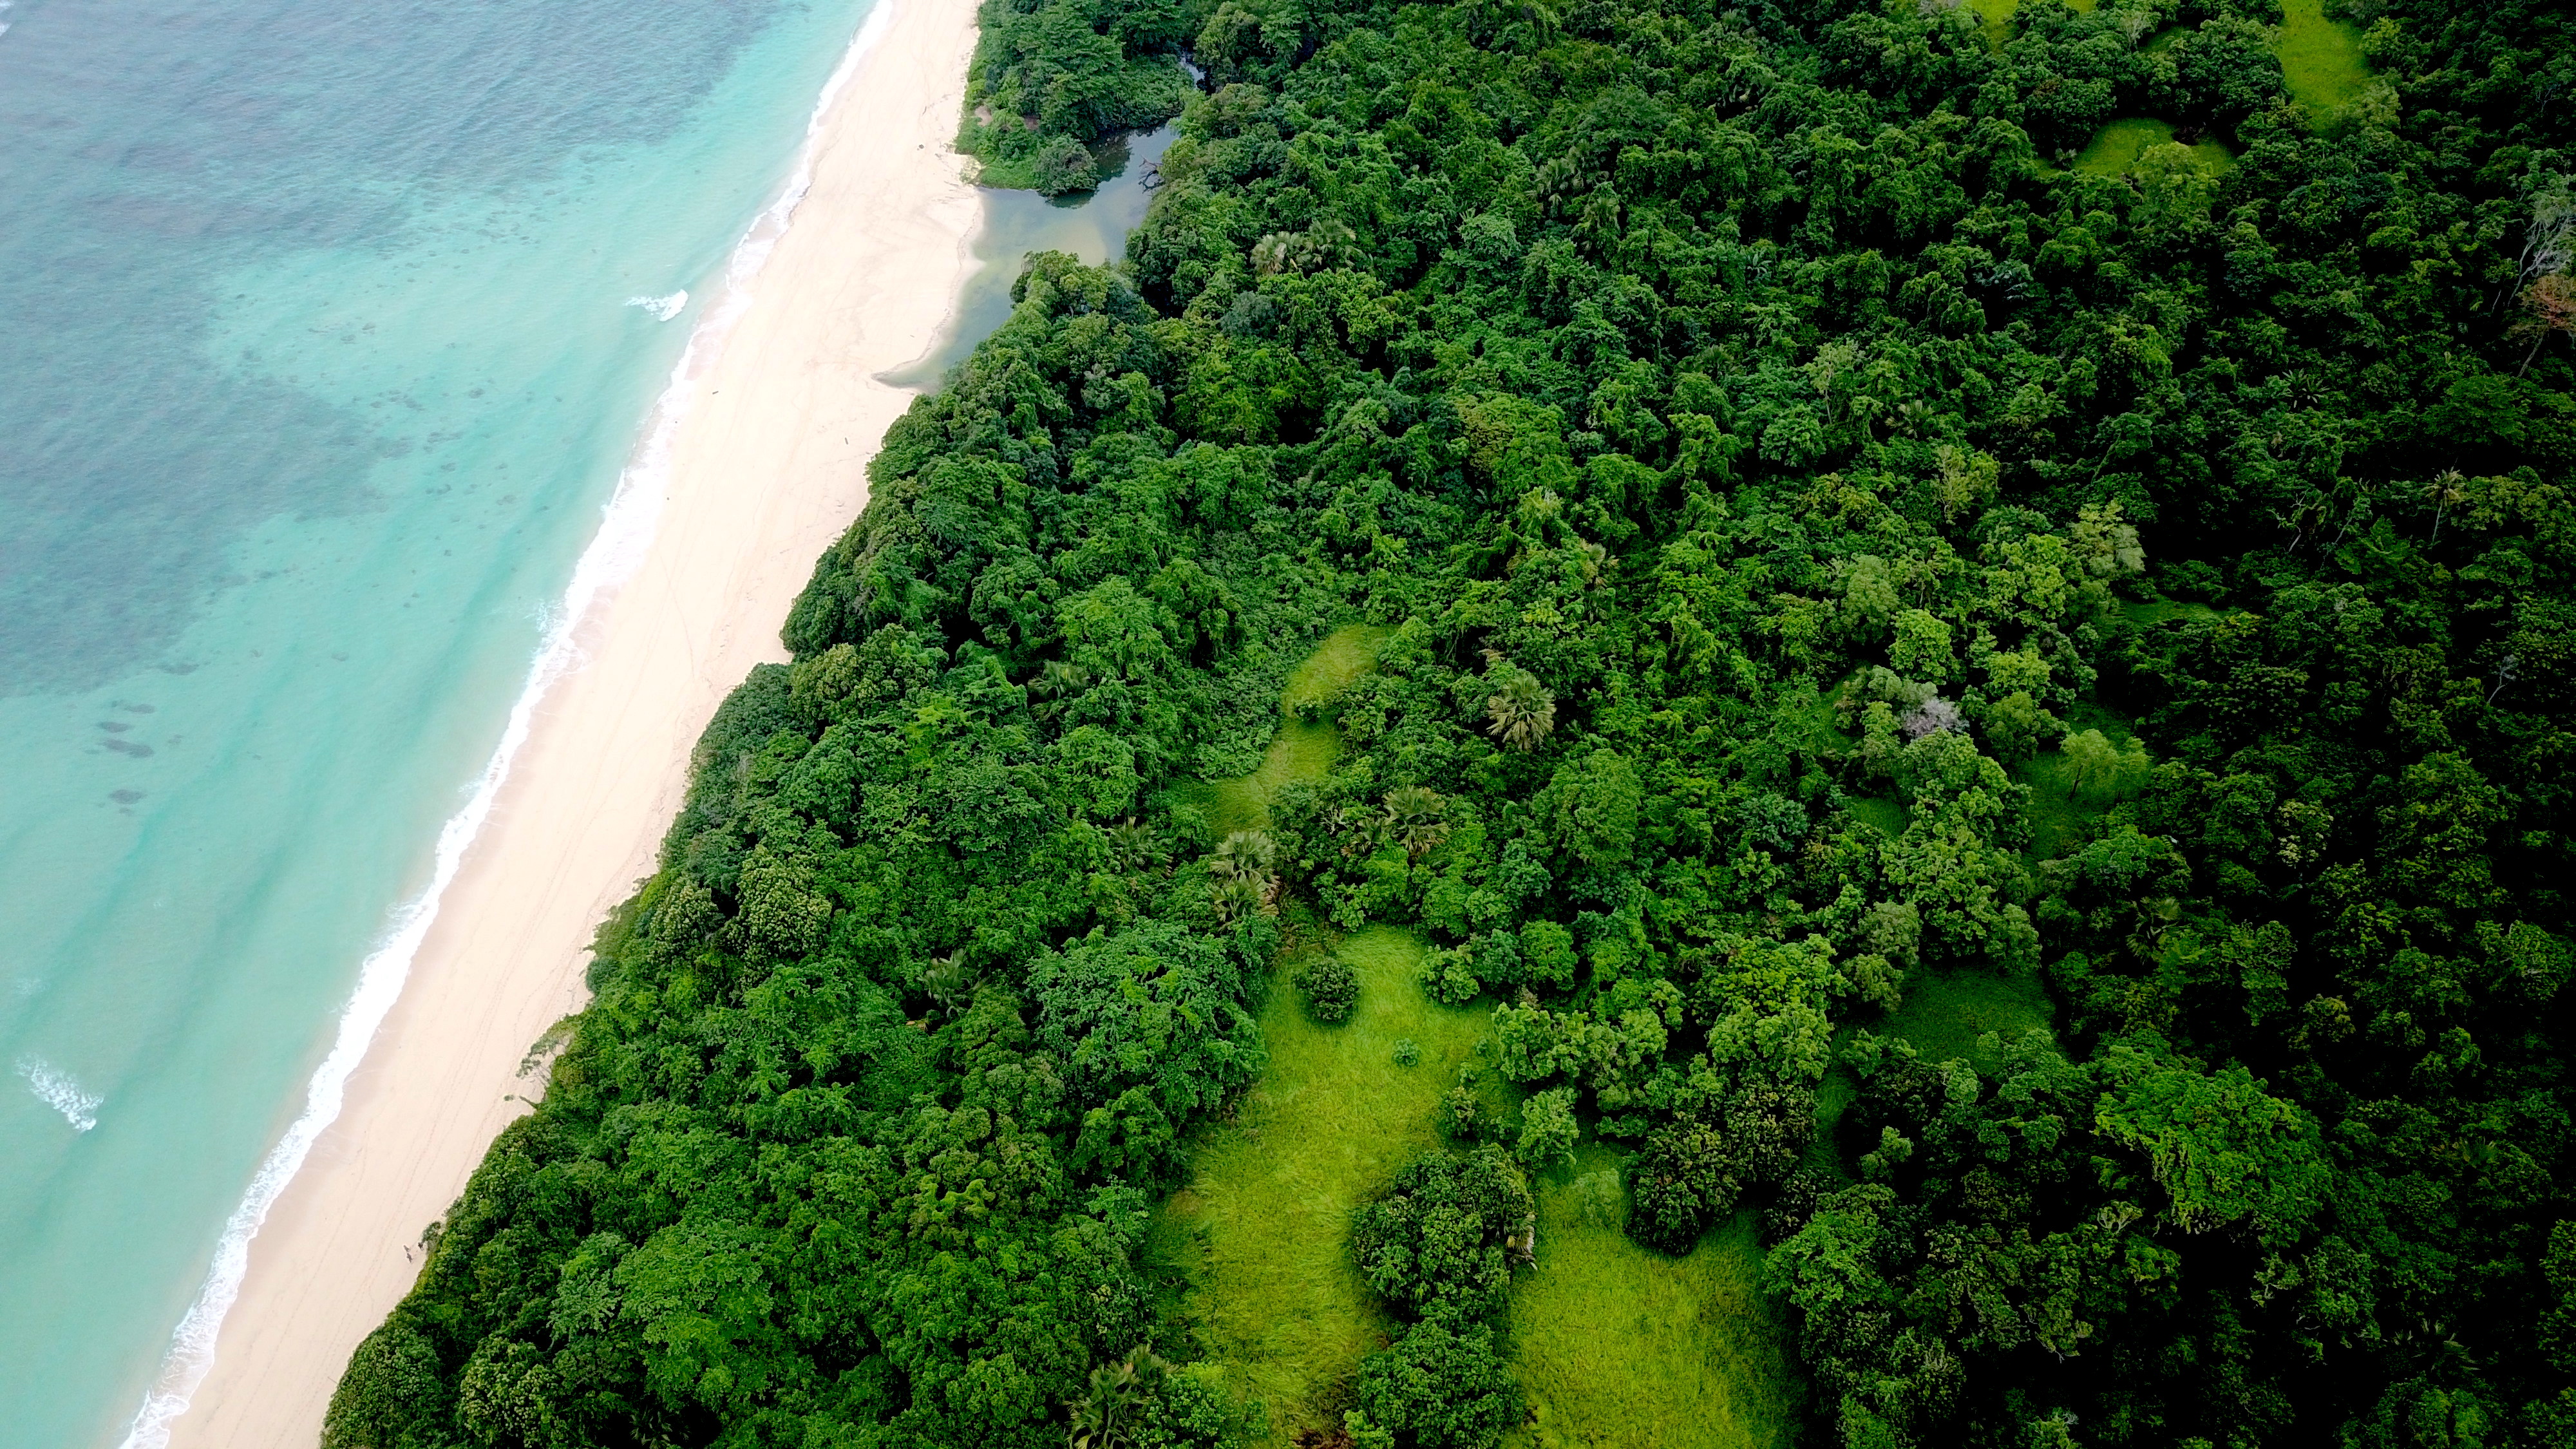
(17, 1057, 104, 1133)
(626, 290, 690, 321)
(115, 3, 903, 1444)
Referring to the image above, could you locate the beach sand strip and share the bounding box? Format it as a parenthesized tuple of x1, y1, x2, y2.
(155, 0, 982, 1442)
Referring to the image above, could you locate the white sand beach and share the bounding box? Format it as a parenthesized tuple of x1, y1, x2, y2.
(153, 0, 984, 1441)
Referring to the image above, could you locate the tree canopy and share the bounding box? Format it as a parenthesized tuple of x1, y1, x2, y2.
(332, 0, 2576, 1446)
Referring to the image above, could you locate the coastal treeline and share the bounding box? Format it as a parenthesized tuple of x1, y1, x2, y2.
(957, 0, 1197, 193)
(329, 1, 2576, 1446)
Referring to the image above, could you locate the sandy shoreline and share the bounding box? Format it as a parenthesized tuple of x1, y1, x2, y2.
(147, 0, 983, 1443)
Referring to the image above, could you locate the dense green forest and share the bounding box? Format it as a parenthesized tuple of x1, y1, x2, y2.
(327, 0, 2576, 1445)
(957, 0, 1198, 192)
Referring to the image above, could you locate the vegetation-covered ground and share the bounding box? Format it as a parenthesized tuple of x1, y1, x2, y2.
(1154, 925, 1487, 1443)
(1507, 1152, 1793, 1449)
(1877, 963, 2056, 1072)
(1182, 623, 1391, 836)
(327, 1, 2576, 1448)
(2073, 117, 2235, 176)
(1170, 627, 1783, 1448)
(2276, 0, 2373, 110)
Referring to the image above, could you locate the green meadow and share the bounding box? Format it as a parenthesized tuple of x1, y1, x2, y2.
(2016, 700, 2145, 861)
(2277, 0, 2372, 113)
(2073, 118, 2235, 178)
(1162, 626, 1800, 1446)
(1185, 623, 1392, 836)
(1882, 965, 2057, 1074)
(1965, 0, 2374, 165)
(1153, 925, 1493, 1442)
(1964, 0, 2090, 51)
(1844, 794, 1908, 840)
(1508, 1153, 1796, 1449)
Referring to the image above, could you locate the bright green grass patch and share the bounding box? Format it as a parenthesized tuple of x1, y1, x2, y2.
(1180, 623, 1390, 835)
(1794, 676, 1858, 755)
(1845, 795, 1907, 839)
(1964, 0, 2092, 50)
(1283, 623, 1393, 715)
(2073, 118, 2233, 178)
(2119, 598, 2222, 628)
(1167, 622, 1799, 1443)
(2020, 760, 2099, 860)
(1812, 971, 2054, 1181)
(1882, 967, 2056, 1074)
(1967, 0, 2016, 50)
(1192, 721, 1341, 837)
(2277, 0, 2369, 112)
(2016, 701, 2142, 860)
(1153, 927, 1493, 1443)
(2067, 1, 2366, 166)
(1507, 1147, 1797, 1449)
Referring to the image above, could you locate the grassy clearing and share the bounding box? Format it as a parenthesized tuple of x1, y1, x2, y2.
(1810, 967, 2054, 1189)
(2016, 701, 2141, 860)
(2277, 0, 2370, 112)
(1975, 0, 2364, 109)
(2068, 0, 2369, 169)
(2072, 118, 2234, 178)
(1284, 623, 1394, 715)
(1183, 623, 1390, 836)
(1155, 622, 1445, 1442)
(1881, 967, 2056, 1074)
(1967, 0, 2014, 48)
(1508, 1146, 1797, 1449)
(2119, 598, 2222, 628)
(2019, 756, 2088, 860)
(1844, 795, 1907, 839)
(2020, 753, 2097, 860)
(1153, 927, 1493, 1443)
(1164, 621, 1799, 1444)
(1195, 720, 1340, 837)
(1964, 0, 2092, 50)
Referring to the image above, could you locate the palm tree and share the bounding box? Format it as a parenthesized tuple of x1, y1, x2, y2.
(922, 948, 975, 1021)
(1067, 1348, 1169, 1449)
(1030, 660, 1092, 719)
(2423, 469, 2468, 542)
(1208, 830, 1278, 922)
(1106, 818, 1165, 876)
(1209, 873, 1267, 925)
(1383, 785, 1450, 862)
(2125, 896, 2183, 967)
(1485, 668, 1556, 753)
(1209, 829, 1276, 882)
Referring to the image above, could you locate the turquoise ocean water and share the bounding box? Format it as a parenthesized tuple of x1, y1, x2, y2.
(0, 1, 890, 1443)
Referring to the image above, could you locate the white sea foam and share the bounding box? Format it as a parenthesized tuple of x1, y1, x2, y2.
(625, 289, 690, 321)
(17, 1057, 102, 1133)
(115, 3, 902, 1445)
